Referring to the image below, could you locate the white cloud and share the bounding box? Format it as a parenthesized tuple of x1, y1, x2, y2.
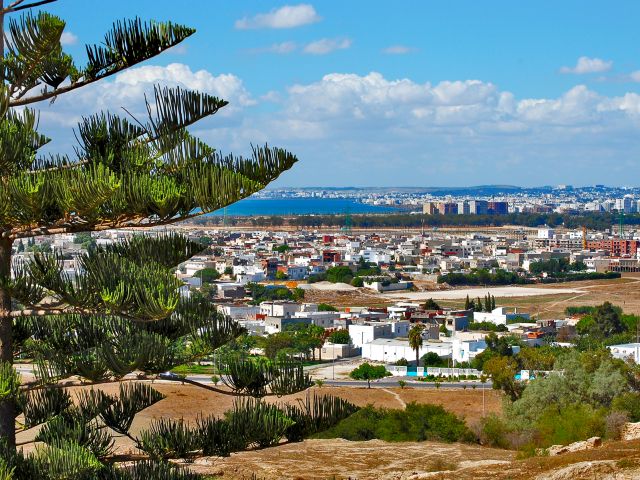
(114, 63, 255, 108)
(303, 38, 351, 55)
(560, 56, 613, 74)
(235, 4, 320, 30)
(250, 41, 297, 55)
(167, 44, 188, 55)
(630, 71, 640, 82)
(382, 45, 415, 55)
(60, 31, 78, 46)
(32, 67, 640, 187)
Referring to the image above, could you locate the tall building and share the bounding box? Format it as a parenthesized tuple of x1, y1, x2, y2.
(457, 201, 470, 215)
(468, 200, 488, 215)
(488, 201, 509, 215)
(437, 202, 458, 215)
(422, 202, 438, 215)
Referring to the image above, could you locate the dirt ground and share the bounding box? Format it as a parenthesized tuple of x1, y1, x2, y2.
(15, 382, 503, 457)
(434, 274, 640, 319)
(189, 438, 516, 480)
(305, 274, 640, 317)
(129, 383, 502, 430)
(187, 437, 640, 480)
(18, 381, 640, 479)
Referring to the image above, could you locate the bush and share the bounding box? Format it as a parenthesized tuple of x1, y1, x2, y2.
(349, 363, 391, 388)
(478, 414, 511, 449)
(139, 419, 199, 460)
(395, 358, 409, 366)
(612, 392, 640, 421)
(422, 352, 447, 367)
(350, 276, 364, 287)
(605, 411, 629, 440)
(534, 403, 606, 448)
(315, 403, 475, 443)
(328, 329, 351, 345)
(318, 303, 337, 311)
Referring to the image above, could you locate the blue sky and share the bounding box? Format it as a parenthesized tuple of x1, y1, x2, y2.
(32, 1, 640, 187)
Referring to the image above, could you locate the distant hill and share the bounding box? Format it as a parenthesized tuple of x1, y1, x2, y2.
(267, 185, 528, 196)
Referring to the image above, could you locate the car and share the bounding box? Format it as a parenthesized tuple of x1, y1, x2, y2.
(158, 371, 181, 381)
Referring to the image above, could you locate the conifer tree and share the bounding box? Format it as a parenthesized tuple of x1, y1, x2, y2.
(0, 1, 321, 477)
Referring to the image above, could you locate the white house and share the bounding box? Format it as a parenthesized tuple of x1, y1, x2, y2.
(349, 324, 392, 347)
(285, 265, 308, 280)
(294, 311, 339, 328)
(451, 337, 487, 364)
(609, 343, 640, 364)
(217, 304, 260, 321)
(473, 307, 530, 326)
(259, 301, 302, 318)
(361, 338, 451, 363)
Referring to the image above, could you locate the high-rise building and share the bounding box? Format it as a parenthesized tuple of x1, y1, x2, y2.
(468, 200, 488, 215)
(422, 202, 438, 215)
(437, 202, 458, 215)
(457, 201, 470, 215)
(488, 201, 509, 215)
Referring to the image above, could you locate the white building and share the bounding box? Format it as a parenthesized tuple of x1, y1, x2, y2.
(217, 304, 260, 321)
(473, 307, 530, 326)
(349, 324, 392, 347)
(609, 343, 640, 364)
(362, 338, 451, 363)
(259, 301, 301, 318)
(294, 311, 339, 328)
(452, 337, 487, 364)
(537, 228, 555, 239)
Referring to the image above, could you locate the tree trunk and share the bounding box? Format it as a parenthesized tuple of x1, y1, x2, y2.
(0, 236, 15, 449)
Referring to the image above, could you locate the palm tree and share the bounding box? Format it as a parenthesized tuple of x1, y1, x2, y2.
(408, 324, 425, 366)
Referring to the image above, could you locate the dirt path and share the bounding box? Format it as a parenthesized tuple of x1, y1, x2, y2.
(381, 388, 406, 408)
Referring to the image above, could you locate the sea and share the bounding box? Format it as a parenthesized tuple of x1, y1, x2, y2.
(207, 198, 399, 216)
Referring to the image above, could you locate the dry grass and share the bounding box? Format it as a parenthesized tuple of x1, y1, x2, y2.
(432, 274, 640, 319)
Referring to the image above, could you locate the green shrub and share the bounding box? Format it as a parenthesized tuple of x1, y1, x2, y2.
(349, 363, 391, 388)
(139, 419, 198, 460)
(478, 414, 511, 449)
(315, 403, 475, 443)
(612, 392, 640, 422)
(534, 403, 606, 447)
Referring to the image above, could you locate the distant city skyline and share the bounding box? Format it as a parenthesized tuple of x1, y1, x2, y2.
(34, 1, 640, 187)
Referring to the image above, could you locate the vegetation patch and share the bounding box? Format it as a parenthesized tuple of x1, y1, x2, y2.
(315, 403, 476, 443)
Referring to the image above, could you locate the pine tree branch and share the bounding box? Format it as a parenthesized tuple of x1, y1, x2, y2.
(10, 306, 97, 317)
(161, 375, 287, 398)
(8, 211, 203, 239)
(4, 0, 57, 13)
(9, 19, 195, 106)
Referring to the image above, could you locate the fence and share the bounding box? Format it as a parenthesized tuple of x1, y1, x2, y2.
(386, 365, 481, 378)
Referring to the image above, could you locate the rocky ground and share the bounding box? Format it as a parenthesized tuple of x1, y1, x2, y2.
(184, 437, 640, 479)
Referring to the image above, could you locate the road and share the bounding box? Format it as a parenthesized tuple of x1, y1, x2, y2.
(323, 378, 490, 389)
(14, 364, 490, 390)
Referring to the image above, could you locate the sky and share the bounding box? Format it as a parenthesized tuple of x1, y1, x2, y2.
(28, 1, 640, 187)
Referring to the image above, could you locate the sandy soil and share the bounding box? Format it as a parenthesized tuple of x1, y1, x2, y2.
(189, 438, 516, 480)
(299, 281, 357, 291)
(186, 437, 640, 480)
(15, 382, 503, 456)
(433, 275, 640, 319)
(21, 380, 640, 480)
(384, 286, 581, 301)
(302, 275, 640, 318)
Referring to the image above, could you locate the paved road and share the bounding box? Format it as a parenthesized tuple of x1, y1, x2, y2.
(323, 378, 491, 389)
(14, 364, 490, 390)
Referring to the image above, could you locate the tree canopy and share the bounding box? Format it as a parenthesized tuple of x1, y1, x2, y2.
(0, 1, 304, 477)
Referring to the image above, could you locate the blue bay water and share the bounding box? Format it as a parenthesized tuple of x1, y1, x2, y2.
(208, 198, 397, 216)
